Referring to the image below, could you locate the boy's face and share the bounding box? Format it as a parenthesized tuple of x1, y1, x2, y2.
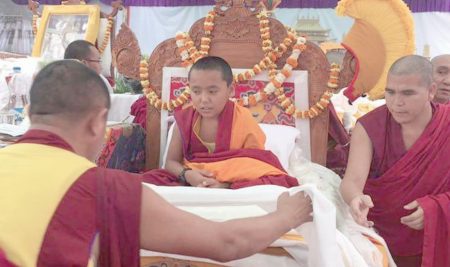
(189, 69, 233, 119)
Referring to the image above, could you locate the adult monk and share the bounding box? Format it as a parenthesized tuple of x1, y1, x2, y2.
(340, 55, 450, 267)
(163, 56, 299, 189)
(0, 60, 312, 267)
(431, 54, 450, 105)
(64, 39, 114, 94)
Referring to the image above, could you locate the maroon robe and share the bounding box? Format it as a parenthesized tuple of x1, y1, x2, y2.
(130, 98, 349, 178)
(417, 192, 450, 267)
(11, 130, 144, 267)
(359, 104, 450, 266)
(326, 103, 350, 177)
(130, 96, 147, 129)
(143, 101, 298, 188)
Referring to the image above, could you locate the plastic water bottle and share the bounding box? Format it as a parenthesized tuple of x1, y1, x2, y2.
(12, 66, 21, 74)
(10, 66, 25, 124)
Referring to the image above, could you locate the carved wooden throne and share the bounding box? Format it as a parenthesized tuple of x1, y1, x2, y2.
(114, 0, 355, 170)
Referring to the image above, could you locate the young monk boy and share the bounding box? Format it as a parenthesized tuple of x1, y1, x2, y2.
(162, 56, 299, 189)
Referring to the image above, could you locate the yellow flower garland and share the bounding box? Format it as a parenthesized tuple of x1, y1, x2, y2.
(32, 15, 38, 36)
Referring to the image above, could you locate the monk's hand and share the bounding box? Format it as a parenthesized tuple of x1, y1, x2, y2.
(349, 194, 374, 227)
(185, 169, 215, 187)
(400, 200, 424, 230)
(276, 191, 312, 229)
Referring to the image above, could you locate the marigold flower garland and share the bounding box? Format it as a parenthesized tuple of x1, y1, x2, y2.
(32, 15, 38, 36)
(98, 17, 114, 54)
(140, 10, 337, 119)
(235, 63, 338, 119)
(177, 11, 298, 82)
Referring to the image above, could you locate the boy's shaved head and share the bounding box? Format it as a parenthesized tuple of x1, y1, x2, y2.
(189, 56, 233, 86)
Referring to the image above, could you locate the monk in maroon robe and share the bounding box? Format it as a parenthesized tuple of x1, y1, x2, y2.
(0, 60, 312, 266)
(340, 55, 450, 267)
(431, 54, 450, 105)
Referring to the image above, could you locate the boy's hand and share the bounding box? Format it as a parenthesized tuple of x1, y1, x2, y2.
(201, 180, 230, 189)
(185, 169, 215, 187)
(400, 200, 424, 230)
(350, 194, 374, 227)
(276, 192, 312, 229)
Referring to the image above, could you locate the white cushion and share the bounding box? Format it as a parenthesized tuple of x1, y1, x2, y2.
(162, 122, 301, 171)
(259, 123, 300, 170)
(162, 120, 176, 168)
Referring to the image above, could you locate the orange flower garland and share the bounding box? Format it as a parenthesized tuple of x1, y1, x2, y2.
(174, 12, 297, 83)
(258, 10, 273, 55)
(276, 64, 340, 119)
(220, 59, 338, 120)
(140, 10, 338, 120)
(32, 15, 38, 36)
(98, 17, 114, 54)
(327, 63, 340, 89)
(176, 31, 297, 84)
(200, 10, 216, 56)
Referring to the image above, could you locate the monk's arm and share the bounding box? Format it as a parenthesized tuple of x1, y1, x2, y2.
(139, 185, 311, 262)
(340, 122, 373, 204)
(165, 124, 185, 177)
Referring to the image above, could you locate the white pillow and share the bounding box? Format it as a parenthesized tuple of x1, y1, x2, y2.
(162, 121, 176, 168)
(259, 123, 300, 170)
(162, 122, 301, 171)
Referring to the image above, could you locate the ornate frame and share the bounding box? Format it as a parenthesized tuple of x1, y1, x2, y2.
(31, 5, 100, 58)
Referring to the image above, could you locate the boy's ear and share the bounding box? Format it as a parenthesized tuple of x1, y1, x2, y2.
(228, 84, 235, 98)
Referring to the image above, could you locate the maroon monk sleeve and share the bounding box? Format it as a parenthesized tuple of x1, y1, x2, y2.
(417, 192, 450, 267)
(95, 168, 142, 267)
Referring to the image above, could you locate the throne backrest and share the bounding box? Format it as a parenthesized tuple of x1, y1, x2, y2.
(113, 0, 353, 169)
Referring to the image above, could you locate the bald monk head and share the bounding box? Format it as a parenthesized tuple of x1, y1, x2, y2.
(431, 54, 450, 104)
(385, 55, 436, 125)
(29, 60, 110, 161)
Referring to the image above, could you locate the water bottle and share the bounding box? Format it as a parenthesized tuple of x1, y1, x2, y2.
(10, 66, 25, 124)
(13, 66, 21, 74)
